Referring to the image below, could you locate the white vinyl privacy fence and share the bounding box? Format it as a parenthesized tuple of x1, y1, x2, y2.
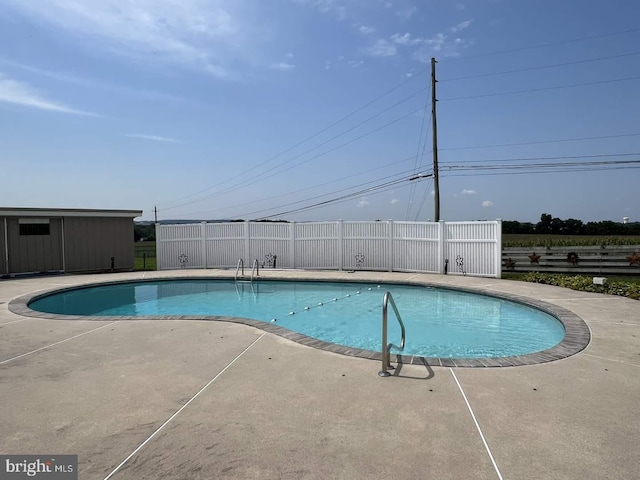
(156, 220, 502, 278)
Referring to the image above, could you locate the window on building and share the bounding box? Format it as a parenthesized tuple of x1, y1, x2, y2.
(19, 219, 50, 236)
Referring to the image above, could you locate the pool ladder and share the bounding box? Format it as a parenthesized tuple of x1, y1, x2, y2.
(235, 258, 260, 283)
(378, 291, 406, 377)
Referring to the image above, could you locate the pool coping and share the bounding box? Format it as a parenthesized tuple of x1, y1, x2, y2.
(7, 273, 591, 368)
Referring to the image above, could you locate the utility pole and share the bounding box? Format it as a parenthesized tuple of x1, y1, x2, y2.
(431, 57, 440, 222)
(154, 206, 158, 223)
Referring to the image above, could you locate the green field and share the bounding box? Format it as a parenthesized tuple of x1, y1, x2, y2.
(134, 241, 156, 271)
(502, 234, 640, 248)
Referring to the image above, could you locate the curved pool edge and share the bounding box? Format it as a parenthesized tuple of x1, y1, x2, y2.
(7, 273, 591, 368)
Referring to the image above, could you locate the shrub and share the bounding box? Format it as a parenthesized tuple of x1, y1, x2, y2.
(518, 273, 640, 300)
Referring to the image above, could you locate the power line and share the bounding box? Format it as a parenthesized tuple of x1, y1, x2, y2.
(440, 133, 640, 151)
(258, 182, 405, 219)
(440, 26, 640, 62)
(441, 164, 640, 177)
(406, 77, 431, 220)
(164, 93, 426, 211)
(231, 89, 426, 184)
(406, 116, 433, 220)
(185, 154, 418, 217)
(440, 75, 640, 102)
(156, 73, 424, 210)
(414, 177, 434, 221)
(440, 51, 640, 82)
(255, 174, 431, 220)
(236, 167, 421, 218)
(240, 155, 638, 218)
(440, 152, 640, 165)
(223, 107, 424, 204)
(442, 159, 640, 172)
(230, 152, 640, 219)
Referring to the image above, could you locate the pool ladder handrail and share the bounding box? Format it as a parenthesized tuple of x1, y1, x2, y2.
(378, 291, 406, 377)
(235, 258, 260, 284)
(235, 258, 245, 281)
(251, 259, 260, 282)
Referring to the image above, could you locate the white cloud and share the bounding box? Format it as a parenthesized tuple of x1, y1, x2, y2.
(451, 20, 473, 33)
(0, 58, 190, 104)
(390, 198, 399, 204)
(126, 133, 181, 143)
(0, 0, 254, 79)
(396, 6, 418, 20)
(391, 33, 410, 44)
(391, 32, 425, 46)
(412, 31, 472, 60)
(461, 189, 477, 195)
(356, 197, 370, 208)
(0, 73, 94, 115)
(295, 0, 347, 20)
(391, 33, 411, 45)
(456, 3, 465, 11)
(348, 60, 364, 68)
(358, 25, 375, 35)
(362, 39, 397, 57)
(482, 200, 494, 207)
(270, 62, 296, 71)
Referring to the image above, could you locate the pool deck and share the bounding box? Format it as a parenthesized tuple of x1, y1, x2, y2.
(0, 270, 639, 479)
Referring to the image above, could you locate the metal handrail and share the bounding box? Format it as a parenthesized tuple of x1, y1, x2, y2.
(235, 258, 244, 281)
(251, 259, 260, 282)
(378, 291, 406, 377)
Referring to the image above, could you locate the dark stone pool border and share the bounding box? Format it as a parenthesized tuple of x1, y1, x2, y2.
(8, 275, 591, 368)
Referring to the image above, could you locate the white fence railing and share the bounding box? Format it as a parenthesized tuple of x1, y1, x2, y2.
(156, 220, 502, 277)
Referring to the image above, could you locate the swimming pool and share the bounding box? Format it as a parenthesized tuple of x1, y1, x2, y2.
(29, 279, 565, 359)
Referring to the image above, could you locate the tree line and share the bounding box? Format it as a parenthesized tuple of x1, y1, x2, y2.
(503, 214, 640, 235)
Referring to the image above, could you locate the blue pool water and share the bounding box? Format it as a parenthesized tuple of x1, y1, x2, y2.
(30, 280, 565, 358)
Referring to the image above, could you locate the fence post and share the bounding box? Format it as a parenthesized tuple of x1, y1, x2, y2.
(201, 222, 207, 269)
(495, 219, 502, 278)
(338, 220, 344, 271)
(438, 220, 446, 274)
(387, 219, 394, 272)
(244, 220, 250, 263)
(290, 222, 296, 268)
(156, 223, 163, 270)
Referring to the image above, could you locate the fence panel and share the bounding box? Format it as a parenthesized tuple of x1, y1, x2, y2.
(204, 222, 244, 268)
(342, 222, 389, 271)
(156, 224, 204, 270)
(444, 222, 501, 277)
(393, 222, 440, 272)
(156, 220, 502, 277)
(294, 222, 339, 269)
(247, 222, 292, 268)
(158, 240, 203, 270)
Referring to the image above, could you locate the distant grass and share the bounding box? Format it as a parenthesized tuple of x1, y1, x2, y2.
(503, 234, 640, 248)
(134, 241, 156, 271)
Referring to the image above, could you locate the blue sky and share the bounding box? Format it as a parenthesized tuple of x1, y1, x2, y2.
(1, 0, 639, 223)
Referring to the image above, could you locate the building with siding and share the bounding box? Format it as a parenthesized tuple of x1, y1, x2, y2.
(0, 207, 142, 276)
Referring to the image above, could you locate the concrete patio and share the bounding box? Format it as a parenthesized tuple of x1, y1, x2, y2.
(1, 270, 638, 479)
